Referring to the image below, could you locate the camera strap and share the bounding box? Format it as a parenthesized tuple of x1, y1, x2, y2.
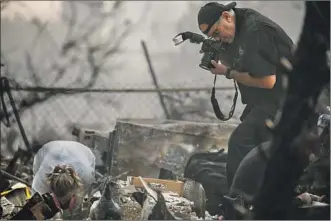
(211, 74, 238, 121)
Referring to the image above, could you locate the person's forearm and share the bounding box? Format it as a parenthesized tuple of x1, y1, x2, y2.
(229, 69, 275, 89)
(229, 70, 261, 87)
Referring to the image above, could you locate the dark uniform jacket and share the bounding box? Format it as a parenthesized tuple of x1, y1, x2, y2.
(221, 8, 293, 116)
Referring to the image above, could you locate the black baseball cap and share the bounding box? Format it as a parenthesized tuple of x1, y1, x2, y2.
(198, 2, 237, 34)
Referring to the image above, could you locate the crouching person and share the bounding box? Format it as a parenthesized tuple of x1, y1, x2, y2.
(31, 141, 96, 219)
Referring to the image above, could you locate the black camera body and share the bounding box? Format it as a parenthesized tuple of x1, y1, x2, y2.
(199, 38, 223, 70)
(173, 31, 225, 70)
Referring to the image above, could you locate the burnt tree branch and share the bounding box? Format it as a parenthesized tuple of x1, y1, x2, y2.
(253, 1, 330, 219)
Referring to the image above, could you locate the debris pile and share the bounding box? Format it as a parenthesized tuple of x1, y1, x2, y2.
(116, 180, 143, 220)
(112, 178, 214, 220)
(162, 191, 198, 219)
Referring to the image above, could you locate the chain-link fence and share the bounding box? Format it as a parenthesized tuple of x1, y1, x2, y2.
(0, 76, 241, 155)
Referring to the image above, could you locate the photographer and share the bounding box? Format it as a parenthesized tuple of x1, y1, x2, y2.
(197, 2, 293, 188)
(31, 140, 96, 219)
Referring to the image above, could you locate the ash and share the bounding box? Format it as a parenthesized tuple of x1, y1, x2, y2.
(163, 191, 197, 219)
(149, 182, 167, 191)
(115, 180, 143, 220)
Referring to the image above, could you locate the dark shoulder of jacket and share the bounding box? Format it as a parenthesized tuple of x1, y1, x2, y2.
(250, 9, 293, 43)
(236, 8, 293, 56)
(234, 8, 260, 34)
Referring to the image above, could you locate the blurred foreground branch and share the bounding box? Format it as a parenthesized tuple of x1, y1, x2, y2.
(253, 1, 330, 219)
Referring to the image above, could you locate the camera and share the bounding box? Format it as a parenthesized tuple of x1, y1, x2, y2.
(172, 31, 238, 122)
(172, 31, 225, 70)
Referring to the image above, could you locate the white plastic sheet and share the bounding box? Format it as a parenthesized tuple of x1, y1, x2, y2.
(31, 140, 95, 196)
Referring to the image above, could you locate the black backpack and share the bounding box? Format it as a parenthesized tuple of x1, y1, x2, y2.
(183, 148, 228, 215)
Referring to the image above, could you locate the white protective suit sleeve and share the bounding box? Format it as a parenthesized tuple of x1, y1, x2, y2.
(32, 140, 96, 196)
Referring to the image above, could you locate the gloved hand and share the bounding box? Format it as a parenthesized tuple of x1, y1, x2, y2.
(296, 192, 325, 205)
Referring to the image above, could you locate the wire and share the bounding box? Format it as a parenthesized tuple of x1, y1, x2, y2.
(9, 85, 234, 93)
(0, 169, 31, 187)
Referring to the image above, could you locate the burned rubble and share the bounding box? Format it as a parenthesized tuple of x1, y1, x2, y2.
(0, 151, 217, 220)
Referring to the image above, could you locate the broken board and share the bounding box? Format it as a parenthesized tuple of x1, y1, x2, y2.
(127, 176, 184, 197)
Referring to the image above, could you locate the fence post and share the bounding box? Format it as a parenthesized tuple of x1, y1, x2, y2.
(141, 40, 171, 119)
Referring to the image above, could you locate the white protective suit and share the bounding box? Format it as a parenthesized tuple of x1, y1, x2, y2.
(31, 140, 96, 197)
